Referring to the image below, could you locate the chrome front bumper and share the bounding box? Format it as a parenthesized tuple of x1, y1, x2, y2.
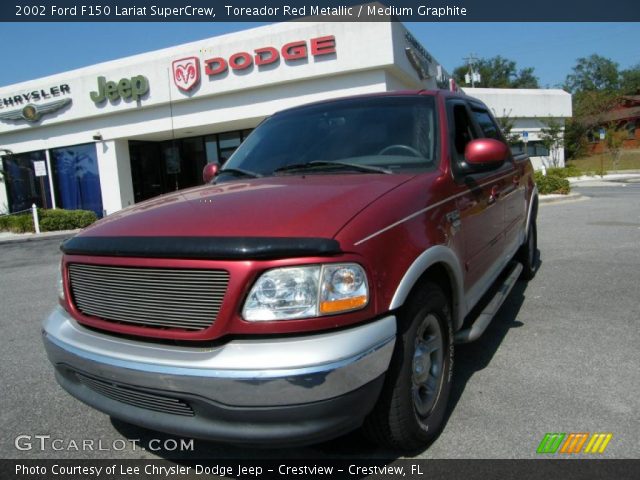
(42, 307, 396, 445)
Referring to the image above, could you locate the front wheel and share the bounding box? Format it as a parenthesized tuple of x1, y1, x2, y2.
(364, 282, 453, 451)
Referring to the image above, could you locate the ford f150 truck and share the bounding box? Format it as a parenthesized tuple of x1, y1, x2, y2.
(43, 90, 538, 451)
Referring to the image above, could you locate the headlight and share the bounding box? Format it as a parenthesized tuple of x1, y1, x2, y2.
(243, 263, 368, 321)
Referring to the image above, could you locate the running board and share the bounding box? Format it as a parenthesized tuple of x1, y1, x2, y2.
(454, 262, 523, 344)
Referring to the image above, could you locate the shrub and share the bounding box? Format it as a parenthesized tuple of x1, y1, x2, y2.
(546, 165, 583, 178)
(0, 214, 34, 233)
(0, 209, 97, 233)
(39, 209, 97, 232)
(534, 172, 571, 195)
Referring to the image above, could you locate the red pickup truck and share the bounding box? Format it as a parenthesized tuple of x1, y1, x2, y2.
(43, 90, 538, 451)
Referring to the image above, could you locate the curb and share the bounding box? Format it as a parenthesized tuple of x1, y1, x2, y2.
(539, 192, 587, 205)
(0, 229, 79, 246)
(568, 173, 640, 184)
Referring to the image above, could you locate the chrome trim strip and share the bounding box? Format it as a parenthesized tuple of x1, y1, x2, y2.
(354, 172, 514, 246)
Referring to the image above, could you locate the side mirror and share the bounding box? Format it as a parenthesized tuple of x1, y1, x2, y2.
(202, 163, 219, 183)
(464, 138, 508, 169)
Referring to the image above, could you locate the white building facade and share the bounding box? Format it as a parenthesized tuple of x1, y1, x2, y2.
(464, 88, 572, 170)
(0, 21, 570, 217)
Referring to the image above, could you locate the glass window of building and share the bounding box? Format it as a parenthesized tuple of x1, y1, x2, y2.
(218, 132, 242, 164)
(129, 141, 164, 203)
(50, 143, 104, 217)
(2, 150, 52, 213)
(525, 141, 549, 157)
(130, 128, 253, 204)
(204, 136, 220, 164)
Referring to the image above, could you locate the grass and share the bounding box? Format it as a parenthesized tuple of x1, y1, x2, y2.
(567, 149, 640, 173)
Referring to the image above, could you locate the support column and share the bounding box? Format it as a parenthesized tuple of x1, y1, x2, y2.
(0, 177, 8, 215)
(44, 149, 57, 209)
(95, 139, 134, 216)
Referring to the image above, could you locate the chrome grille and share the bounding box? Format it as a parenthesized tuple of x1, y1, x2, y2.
(76, 373, 194, 416)
(68, 263, 229, 331)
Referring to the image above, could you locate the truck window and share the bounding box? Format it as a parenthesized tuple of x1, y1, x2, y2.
(472, 108, 501, 140)
(450, 103, 477, 165)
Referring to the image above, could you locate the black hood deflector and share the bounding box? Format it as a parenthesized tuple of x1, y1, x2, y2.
(61, 236, 342, 260)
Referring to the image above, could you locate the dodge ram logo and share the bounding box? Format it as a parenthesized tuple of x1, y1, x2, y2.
(172, 57, 200, 92)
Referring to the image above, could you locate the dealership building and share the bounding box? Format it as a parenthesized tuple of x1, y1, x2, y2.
(0, 21, 571, 217)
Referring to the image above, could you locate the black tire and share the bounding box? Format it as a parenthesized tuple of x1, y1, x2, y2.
(364, 282, 453, 451)
(518, 218, 538, 280)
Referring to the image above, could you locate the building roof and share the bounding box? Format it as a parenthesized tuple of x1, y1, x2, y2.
(582, 105, 640, 125)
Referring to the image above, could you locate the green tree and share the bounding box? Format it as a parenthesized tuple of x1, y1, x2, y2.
(564, 54, 620, 93)
(563, 120, 589, 160)
(563, 55, 624, 161)
(565, 90, 622, 160)
(539, 118, 564, 167)
(492, 109, 522, 146)
(620, 64, 640, 94)
(605, 124, 627, 170)
(452, 55, 539, 89)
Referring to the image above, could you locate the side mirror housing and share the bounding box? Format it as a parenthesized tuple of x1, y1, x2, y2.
(464, 138, 508, 171)
(202, 163, 219, 183)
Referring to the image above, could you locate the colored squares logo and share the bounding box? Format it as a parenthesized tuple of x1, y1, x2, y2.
(537, 433, 613, 454)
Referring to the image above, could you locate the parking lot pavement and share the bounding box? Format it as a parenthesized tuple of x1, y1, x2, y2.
(1, 182, 638, 460)
(0, 229, 79, 245)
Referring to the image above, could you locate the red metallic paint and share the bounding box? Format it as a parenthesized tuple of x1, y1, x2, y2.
(82, 175, 414, 239)
(464, 138, 509, 165)
(62, 253, 379, 341)
(202, 163, 219, 183)
(62, 91, 536, 342)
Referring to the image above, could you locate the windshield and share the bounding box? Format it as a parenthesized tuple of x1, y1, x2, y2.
(220, 95, 438, 179)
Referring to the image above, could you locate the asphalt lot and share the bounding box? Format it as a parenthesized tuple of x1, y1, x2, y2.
(0, 180, 638, 461)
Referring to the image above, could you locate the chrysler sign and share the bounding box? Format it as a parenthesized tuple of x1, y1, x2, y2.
(172, 36, 336, 93)
(0, 84, 72, 123)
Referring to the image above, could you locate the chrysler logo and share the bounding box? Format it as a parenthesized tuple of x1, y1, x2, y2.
(172, 57, 200, 92)
(0, 98, 72, 123)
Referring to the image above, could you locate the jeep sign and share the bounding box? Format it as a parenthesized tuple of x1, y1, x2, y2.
(90, 75, 149, 104)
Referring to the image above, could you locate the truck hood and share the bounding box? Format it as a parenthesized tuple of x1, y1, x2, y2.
(82, 174, 413, 240)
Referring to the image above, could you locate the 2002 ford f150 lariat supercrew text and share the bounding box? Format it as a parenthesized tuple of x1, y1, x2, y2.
(43, 90, 538, 450)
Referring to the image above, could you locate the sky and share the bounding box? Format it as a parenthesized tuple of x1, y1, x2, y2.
(0, 22, 638, 89)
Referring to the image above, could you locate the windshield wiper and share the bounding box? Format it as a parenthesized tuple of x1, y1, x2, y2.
(218, 168, 263, 178)
(274, 161, 392, 175)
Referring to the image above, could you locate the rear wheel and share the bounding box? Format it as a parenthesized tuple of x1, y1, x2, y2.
(364, 282, 453, 451)
(519, 218, 538, 280)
